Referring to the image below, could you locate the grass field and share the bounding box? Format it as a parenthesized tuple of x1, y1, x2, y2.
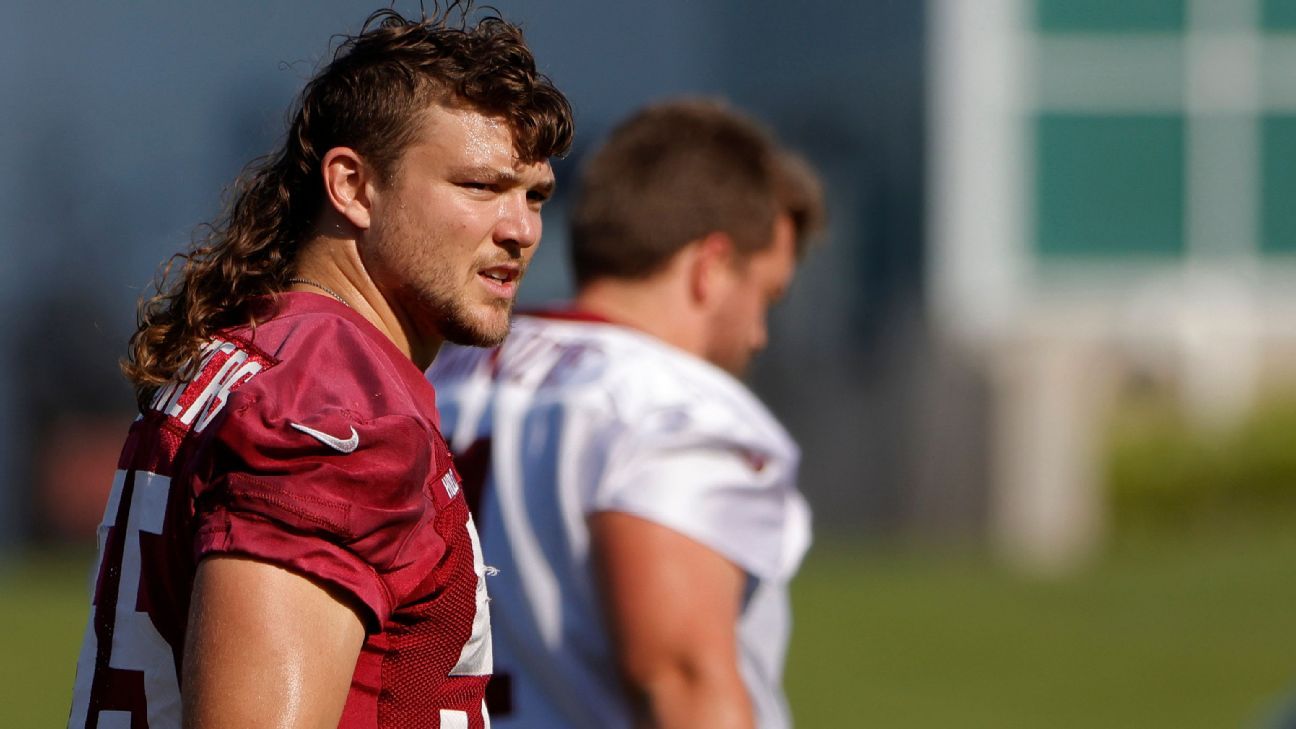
(5, 521, 1296, 728)
(788, 523, 1296, 728)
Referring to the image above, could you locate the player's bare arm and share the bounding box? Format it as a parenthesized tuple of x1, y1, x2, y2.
(591, 511, 755, 729)
(182, 556, 365, 729)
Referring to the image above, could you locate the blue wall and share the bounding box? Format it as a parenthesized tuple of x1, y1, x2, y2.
(0, 0, 927, 543)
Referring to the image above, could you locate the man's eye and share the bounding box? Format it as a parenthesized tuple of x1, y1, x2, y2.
(461, 182, 490, 191)
(527, 190, 550, 204)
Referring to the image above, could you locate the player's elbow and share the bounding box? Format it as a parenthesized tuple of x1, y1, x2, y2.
(618, 652, 754, 729)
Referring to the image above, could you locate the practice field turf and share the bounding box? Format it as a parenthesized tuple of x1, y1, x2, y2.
(5, 522, 1296, 728)
(788, 523, 1296, 728)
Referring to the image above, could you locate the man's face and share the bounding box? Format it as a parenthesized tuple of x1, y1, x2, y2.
(704, 214, 798, 376)
(366, 104, 555, 347)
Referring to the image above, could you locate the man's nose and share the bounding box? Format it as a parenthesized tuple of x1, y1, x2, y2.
(494, 194, 541, 249)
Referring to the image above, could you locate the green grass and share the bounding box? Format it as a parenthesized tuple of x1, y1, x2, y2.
(0, 548, 94, 729)
(7, 525, 1296, 728)
(787, 524, 1296, 728)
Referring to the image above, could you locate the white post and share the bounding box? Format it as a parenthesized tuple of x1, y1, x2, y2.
(990, 328, 1112, 572)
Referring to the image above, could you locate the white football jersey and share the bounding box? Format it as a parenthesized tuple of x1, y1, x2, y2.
(428, 312, 812, 729)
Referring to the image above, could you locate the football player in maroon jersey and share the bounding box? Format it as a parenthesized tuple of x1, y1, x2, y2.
(67, 5, 571, 729)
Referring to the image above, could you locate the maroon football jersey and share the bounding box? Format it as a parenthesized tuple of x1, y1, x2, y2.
(68, 292, 493, 729)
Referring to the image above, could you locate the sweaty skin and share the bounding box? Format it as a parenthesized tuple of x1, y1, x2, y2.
(292, 104, 554, 368)
(182, 557, 366, 729)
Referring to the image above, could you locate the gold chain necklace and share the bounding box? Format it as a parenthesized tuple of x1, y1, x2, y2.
(286, 277, 351, 309)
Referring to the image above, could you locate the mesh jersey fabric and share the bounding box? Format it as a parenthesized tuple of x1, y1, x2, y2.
(428, 311, 812, 729)
(68, 292, 492, 729)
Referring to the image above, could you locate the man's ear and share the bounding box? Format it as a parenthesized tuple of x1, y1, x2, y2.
(320, 147, 375, 231)
(688, 232, 738, 306)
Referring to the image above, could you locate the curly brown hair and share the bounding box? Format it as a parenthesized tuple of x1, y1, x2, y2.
(123, 3, 573, 410)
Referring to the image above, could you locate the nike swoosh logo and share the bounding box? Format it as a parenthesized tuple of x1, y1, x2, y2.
(289, 422, 359, 453)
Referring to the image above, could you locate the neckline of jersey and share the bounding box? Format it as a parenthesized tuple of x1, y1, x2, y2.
(254, 291, 427, 380)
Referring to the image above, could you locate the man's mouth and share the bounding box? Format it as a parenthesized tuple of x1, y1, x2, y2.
(478, 264, 523, 295)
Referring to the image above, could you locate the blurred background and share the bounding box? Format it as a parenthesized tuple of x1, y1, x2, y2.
(4, 0, 1296, 726)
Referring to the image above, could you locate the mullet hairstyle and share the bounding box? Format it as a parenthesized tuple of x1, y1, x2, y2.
(123, 2, 573, 409)
(568, 98, 823, 288)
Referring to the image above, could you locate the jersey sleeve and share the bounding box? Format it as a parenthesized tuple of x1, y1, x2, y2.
(591, 410, 798, 582)
(191, 399, 437, 631)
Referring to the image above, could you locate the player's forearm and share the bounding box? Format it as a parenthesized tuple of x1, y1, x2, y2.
(626, 661, 755, 729)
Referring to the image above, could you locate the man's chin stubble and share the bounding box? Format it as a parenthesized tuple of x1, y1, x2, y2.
(440, 301, 514, 348)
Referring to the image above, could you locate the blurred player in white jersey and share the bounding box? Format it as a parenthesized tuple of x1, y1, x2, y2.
(429, 99, 825, 729)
